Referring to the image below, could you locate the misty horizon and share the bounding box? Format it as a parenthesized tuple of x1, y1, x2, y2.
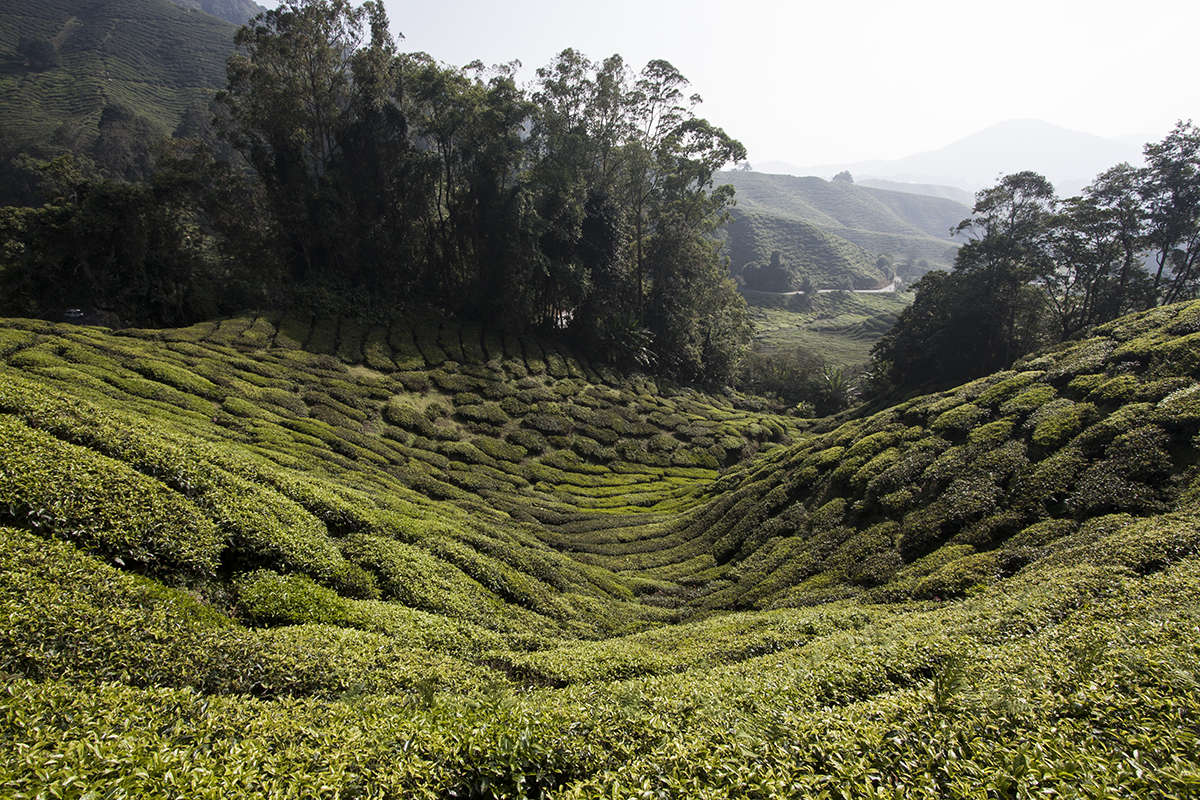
(383, 0, 1197, 170)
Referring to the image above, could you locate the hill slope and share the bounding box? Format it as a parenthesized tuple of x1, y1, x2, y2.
(717, 170, 967, 286)
(661, 301, 1200, 609)
(166, 0, 263, 26)
(719, 205, 886, 289)
(856, 177, 974, 206)
(749, 291, 911, 368)
(0, 0, 236, 149)
(2, 302, 1200, 796)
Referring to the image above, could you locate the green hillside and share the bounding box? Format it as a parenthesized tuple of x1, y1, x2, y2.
(720, 207, 885, 289)
(0, 0, 236, 149)
(749, 291, 912, 369)
(857, 177, 975, 206)
(653, 301, 1200, 609)
(717, 170, 969, 281)
(166, 0, 263, 26)
(2, 300, 1199, 796)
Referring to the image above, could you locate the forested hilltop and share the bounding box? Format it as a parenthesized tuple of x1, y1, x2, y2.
(0, 0, 752, 385)
(714, 169, 968, 291)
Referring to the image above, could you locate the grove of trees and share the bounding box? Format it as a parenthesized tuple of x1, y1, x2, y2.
(871, 121, 1200, 394)
(0, 0, 750, 384)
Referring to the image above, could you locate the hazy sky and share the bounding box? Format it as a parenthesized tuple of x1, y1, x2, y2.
(382, 0, 1199, 167)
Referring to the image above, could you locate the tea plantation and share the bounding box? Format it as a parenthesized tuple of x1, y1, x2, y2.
(748, 291, 910, 368)
(2, 303, 1199, 798)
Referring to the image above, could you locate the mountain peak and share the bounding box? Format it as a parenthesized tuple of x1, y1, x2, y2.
(783, 119, 1145, 196)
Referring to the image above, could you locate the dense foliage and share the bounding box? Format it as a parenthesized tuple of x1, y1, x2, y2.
(736, 292, 909, 416)
(873, 122, 1200, 394)
(0, 0, 750, 384)
(1, 300, 1199, 797)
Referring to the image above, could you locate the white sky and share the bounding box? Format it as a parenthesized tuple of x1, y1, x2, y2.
(382, 0, 1200, 167)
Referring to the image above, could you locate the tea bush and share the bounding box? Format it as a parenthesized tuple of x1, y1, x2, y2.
(3, 302, 1200, 798)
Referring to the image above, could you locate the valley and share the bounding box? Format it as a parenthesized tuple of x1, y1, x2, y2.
(2, 300, 1199, 796)
(1, 0, 1198, 796)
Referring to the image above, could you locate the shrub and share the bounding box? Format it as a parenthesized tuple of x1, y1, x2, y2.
(1030, 401, 1097, 448)
(974, 371, 1043, 407)
(1106, 425, 1173, 480)
(398, 371, 431, 392)
(930, 403, 987, 436)
(967, 417, 1015, 448)
(425, 400, 452, 419)
(456, 401, 509, 426)
(430, 369, 474, 393)
(0, 416, 222, 577)
(1157, 383, 1200, 428)
(453, 391, 484, 406)
(505, 427, 548, 453)
(525, 411, 572, 435)
(1067, 373, 1107, 396)
(1010, 446, 1086, 514)
(499, 395, 530, 416)
(1087, 374, 1141, 403)
(1000, 385, 1056, 416)
(235, 569, 352, 626)
(440, 440, 495, 467)
(1008, 517, 1079, 548)
(383, 401, 436, 436)
(912, 551, 996, 599)
(472, 436, 527, 463)
(1067, 464, 1160, 516)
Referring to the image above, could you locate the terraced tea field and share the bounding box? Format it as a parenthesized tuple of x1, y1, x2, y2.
(0, 311, 802, 638)
(748, 290, 911, 368)
(2, 303, 1199, 797)
(0, 0, 235, 148)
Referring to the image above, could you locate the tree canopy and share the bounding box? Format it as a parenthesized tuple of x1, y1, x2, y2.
(872, 121, 1200, 395)
(213, 0, 749, 382)
(0, 0, 751, 385)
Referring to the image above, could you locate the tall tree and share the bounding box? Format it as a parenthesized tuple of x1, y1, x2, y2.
(872, 172, 1056, 393)
(212, 3, 750, 383)
(1044, 165, 1153, 338)
(527, 50, 747, 381)
(1087, 163, 1153, 319)
(624, 59, 694, 309)
(1140, 120, 1200, 303)
(952, 171, 1056, 371)
(219, 0, 393, 282)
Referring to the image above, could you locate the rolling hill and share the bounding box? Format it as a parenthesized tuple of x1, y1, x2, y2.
(0, 0, 237, 150)
(856, 177, 974, 206)
(2, 299, 1199, 796)
(719, 205, 886, 290)
(716, 170, 968, 288)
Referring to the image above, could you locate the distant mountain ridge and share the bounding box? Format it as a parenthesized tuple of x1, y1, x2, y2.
(855, 178, 973, 206)
(762, 119, 1145, 196)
